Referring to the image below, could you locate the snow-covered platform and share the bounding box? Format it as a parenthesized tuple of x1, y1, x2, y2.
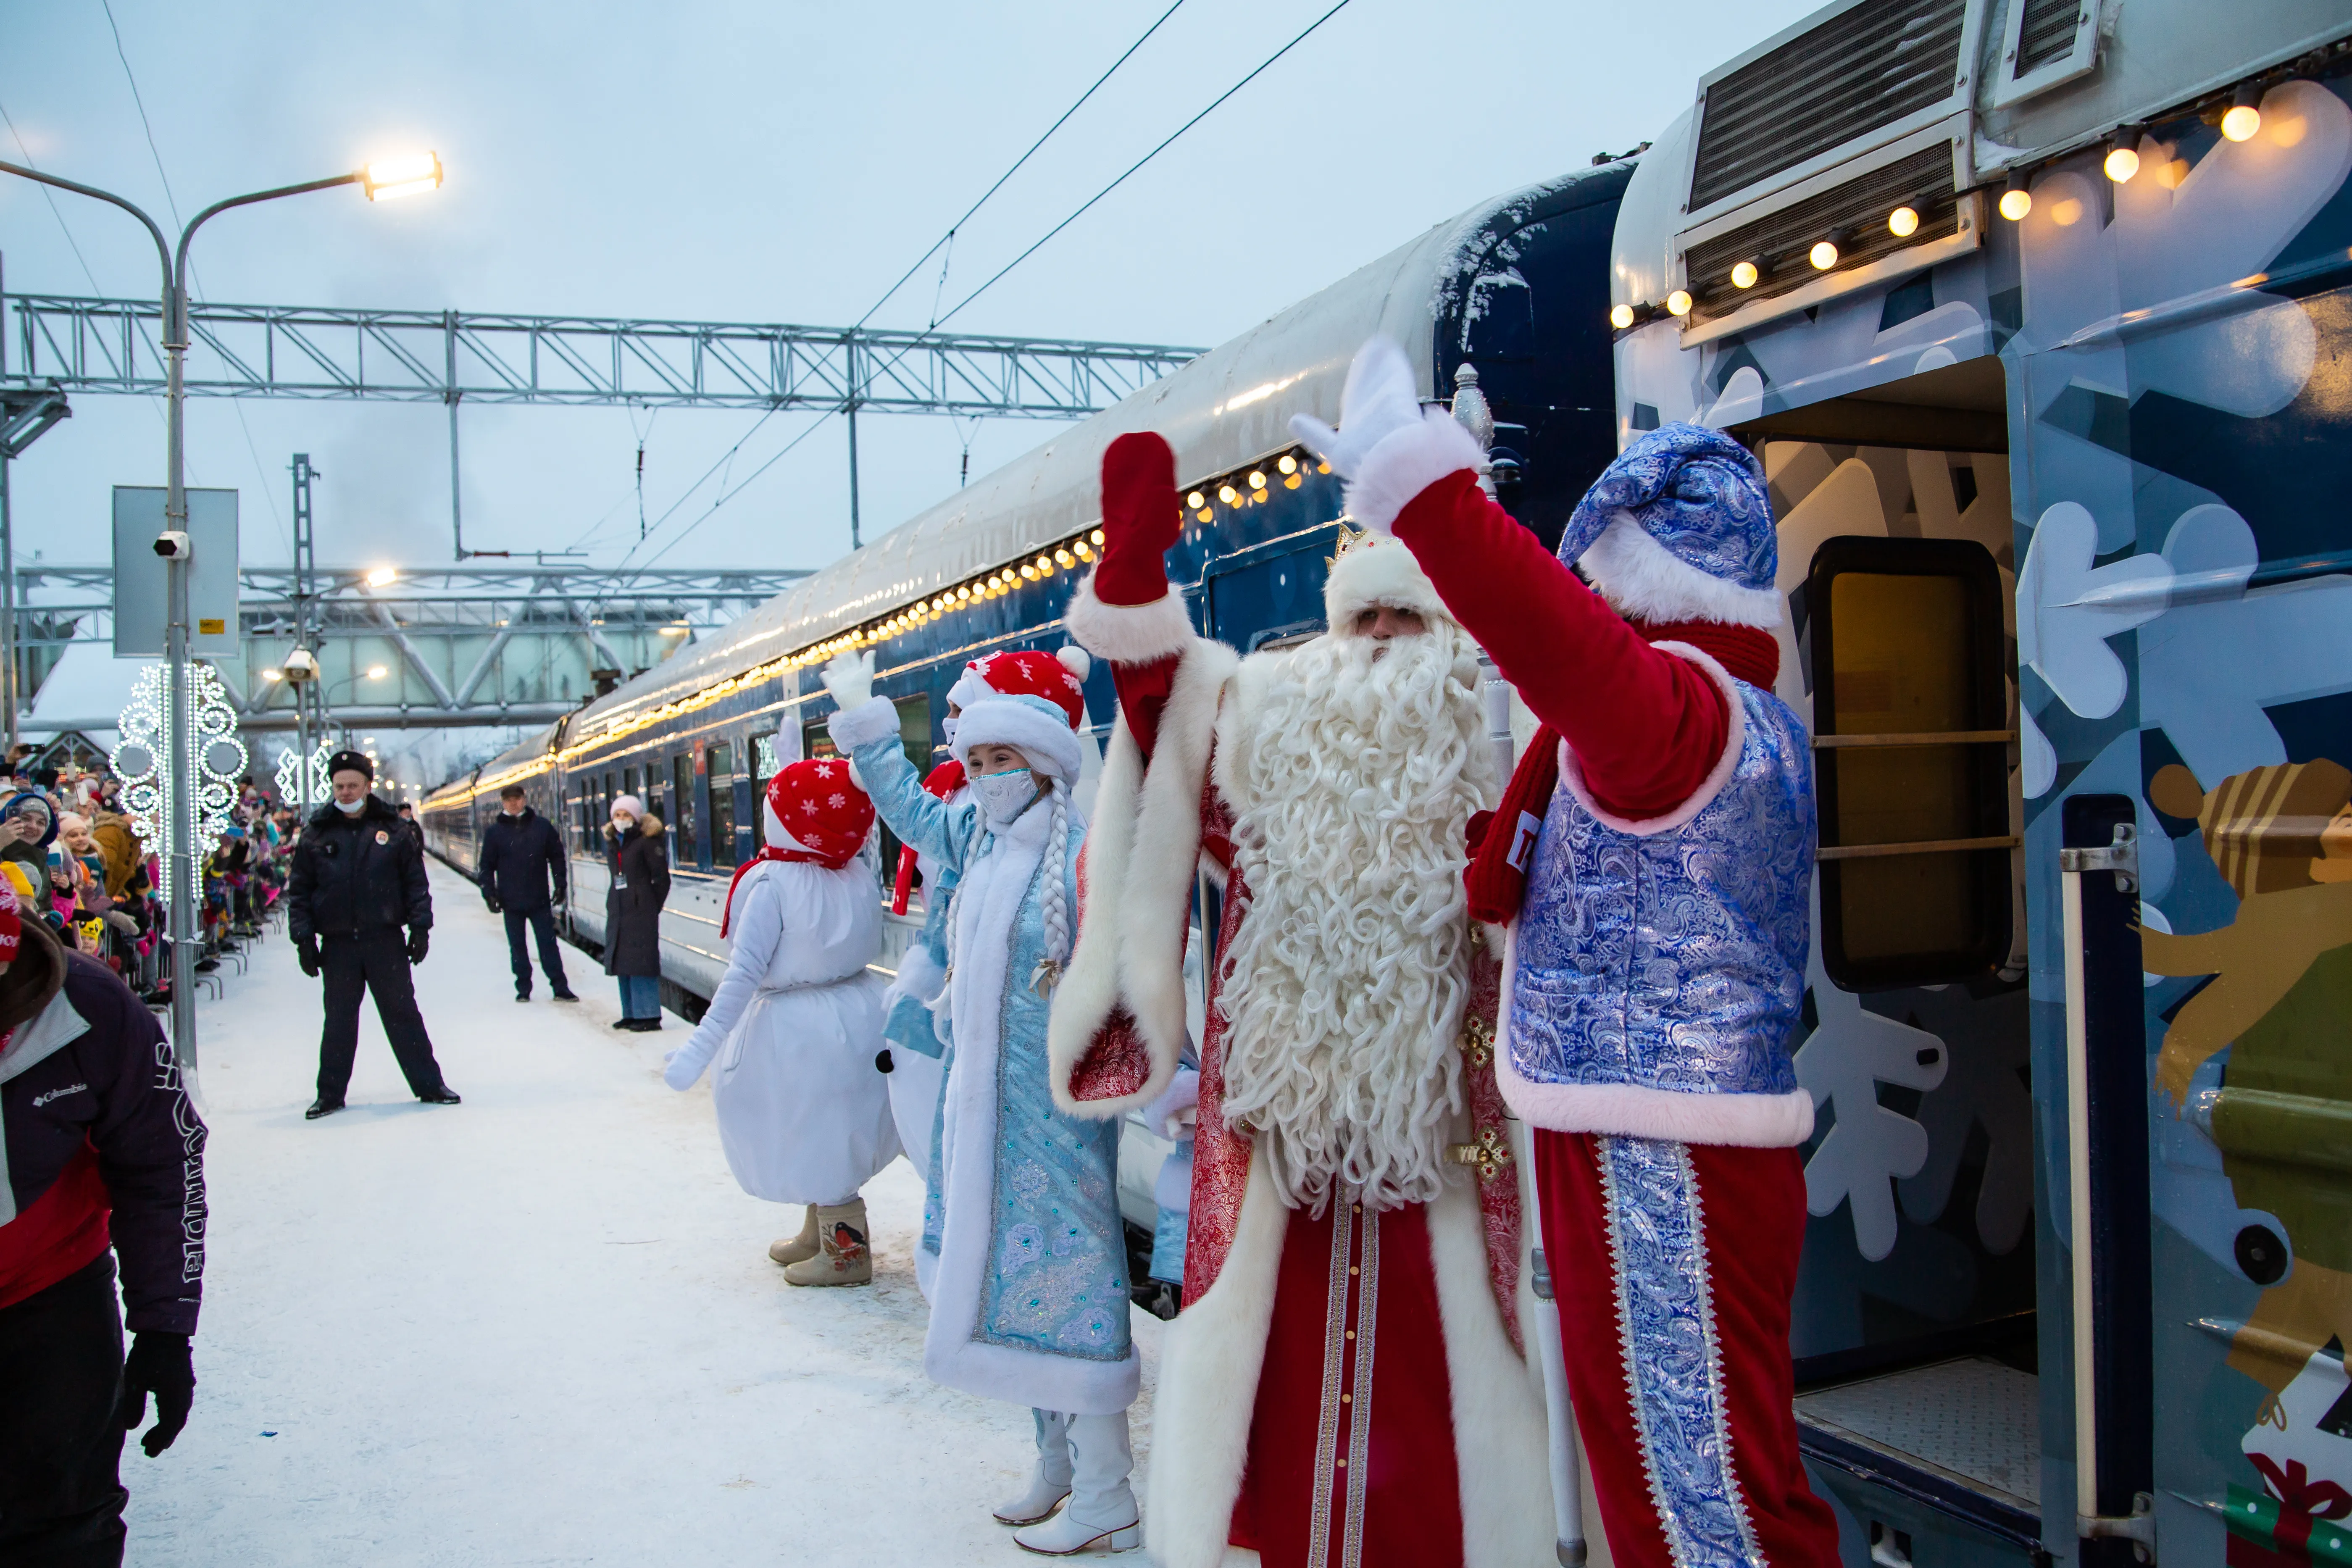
(126, 859, 1166, 1565)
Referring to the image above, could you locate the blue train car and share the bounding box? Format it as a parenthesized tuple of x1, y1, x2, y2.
(1607, 3, 2352, 1567)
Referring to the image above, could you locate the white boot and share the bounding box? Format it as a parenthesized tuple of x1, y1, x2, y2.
(1013, 1410, 1139, 1555)
(992, 1409, 1073, 1526)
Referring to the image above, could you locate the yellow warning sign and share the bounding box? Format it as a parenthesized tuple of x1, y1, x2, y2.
(198, 618, 226, 635)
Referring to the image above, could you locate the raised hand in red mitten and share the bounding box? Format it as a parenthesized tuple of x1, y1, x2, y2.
(1093, 431, 1183, 608)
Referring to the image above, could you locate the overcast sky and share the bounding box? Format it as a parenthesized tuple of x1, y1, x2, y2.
(1, 0, 1821, 582)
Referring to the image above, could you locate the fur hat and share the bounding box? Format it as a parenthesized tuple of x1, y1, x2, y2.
(948, 648, 1091, 780)
(1322, 525, 1449, 629)
(326, 749, 374, 782)
(760, 758, 874, 870)
(1559, 423, 1782, 629)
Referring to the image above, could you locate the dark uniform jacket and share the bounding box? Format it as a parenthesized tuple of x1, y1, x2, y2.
(602, 818, 669, 978)
(0, 920, 205, 1331)
(478, 808, 567, 913)
(288, 796, 433, 942)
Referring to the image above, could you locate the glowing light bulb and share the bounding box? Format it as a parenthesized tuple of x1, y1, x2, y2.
(1091, 529, 1104, 545)
(1034, 554, 1053, 574)
(1187, 491, 1206, 509)
(1608, 303, 1635, 329)
(2221, 103, 2261, 141)
(1665, 289, 1692, 317)
(1277, 454, 1297, 475)
(1731, 260, 1759, 289)
(1999, 186, 2033, 221)
(1218, 484, 1239, 505)
(1074, 542, 1094, 561)
(1054, 548, 1074, 567)
(1247, 471, 1266, 489)
(1021, 563, 1037, 579)
(2103, 144, 2140, 182)
(365, 565, 398, 587)
(1888, 205, 1919, 238)
(954, 586, 969, 601)
(362, 151, 442, 202)
(366, 665, 389, 680)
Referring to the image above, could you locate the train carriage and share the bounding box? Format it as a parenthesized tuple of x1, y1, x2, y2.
(1606, 3, 2352, 1566)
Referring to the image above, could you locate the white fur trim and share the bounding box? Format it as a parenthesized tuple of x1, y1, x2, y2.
(1345, 407, 1486, 534)
(1555, 642, 1747, 837)
(827, 695, 900, 753)
(1049, 638, 1238, 1118)
(894, 942, 945, 1003)
(946, 668, 995, 713)
(926, 803, 1141, 1415)
(1579, 513, 1784, 630)
(1429, 1175, 1558, 1568)
(1056, 645, 1092, 683)
(1495, 1048, 1815, 1147)
(1143, 1152, 1287, 1568)
(954, 695, 1081, 781)
(1322, 534, 1449, 629)
(1064, 574, 1194, 663)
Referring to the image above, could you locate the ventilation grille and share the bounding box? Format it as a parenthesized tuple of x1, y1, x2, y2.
(1689, 0, 1966, 212)
(2015, 0, 2084, 76)
(1684, 142, 1959, 324)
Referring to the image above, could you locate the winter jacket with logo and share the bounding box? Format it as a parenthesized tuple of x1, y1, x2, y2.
(478, 807, 567, 913)
(0, 921, 206, 1330)
(288, 796, 434, 942)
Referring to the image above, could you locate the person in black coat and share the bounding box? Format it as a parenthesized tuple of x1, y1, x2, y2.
(0, 905, 207, 1567)
(286, 751, 458, 1119)
(602, 794, 669, 1031)
(477, 785, 577, 1004)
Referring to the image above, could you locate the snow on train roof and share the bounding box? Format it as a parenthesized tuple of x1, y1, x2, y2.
(431, 168, 1605, 801)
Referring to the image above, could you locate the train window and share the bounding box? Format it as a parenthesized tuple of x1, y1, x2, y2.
(708, 743, 738, 870)
(622, 766, 639, 808)
(1807, 536, 2014, 989)
(750, 737, 774, 851)
(673, 754, 696, 864)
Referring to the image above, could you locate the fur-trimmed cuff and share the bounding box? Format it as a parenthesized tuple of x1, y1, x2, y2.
(1346, 408, 1486, 534)
(1064, 572, 1193, 663)
(828, 695, 900, 753)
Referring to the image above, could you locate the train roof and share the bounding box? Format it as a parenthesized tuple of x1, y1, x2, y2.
(424, 165, 1623, 804)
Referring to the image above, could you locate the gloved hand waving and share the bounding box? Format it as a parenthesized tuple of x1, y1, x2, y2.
(821, 650, 876, 713)
(1289, 337, 1484, 533)
(1093, 431, 1184, 608)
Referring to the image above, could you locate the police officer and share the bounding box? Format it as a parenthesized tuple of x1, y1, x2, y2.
(287, 750, 458, 1119)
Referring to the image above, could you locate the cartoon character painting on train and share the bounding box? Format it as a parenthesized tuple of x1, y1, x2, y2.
(2142, 759, 2352, 1567)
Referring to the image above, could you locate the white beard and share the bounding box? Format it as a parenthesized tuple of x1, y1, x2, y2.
(1215, 624, 1495, 1213)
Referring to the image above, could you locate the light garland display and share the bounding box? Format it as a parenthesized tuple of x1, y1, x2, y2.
(114, 661, 248, 905)
(274, 736, 334, 812)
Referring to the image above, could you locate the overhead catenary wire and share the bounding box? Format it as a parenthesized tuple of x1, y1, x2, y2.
(852, 0, 1187, 332)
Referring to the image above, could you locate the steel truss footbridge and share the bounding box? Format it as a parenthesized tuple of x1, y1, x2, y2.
(0, 290, 1201, 731)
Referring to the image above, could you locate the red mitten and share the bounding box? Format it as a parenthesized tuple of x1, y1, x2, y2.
(1095, 432, 1183, 608)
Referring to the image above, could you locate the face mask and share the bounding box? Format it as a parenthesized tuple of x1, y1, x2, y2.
(942, 714, 959, 750)
(970, 767, 1042, 828)
(334, 797, 366, 815)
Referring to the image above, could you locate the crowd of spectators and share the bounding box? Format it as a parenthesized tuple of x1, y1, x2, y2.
(0, 742, 302, 1009)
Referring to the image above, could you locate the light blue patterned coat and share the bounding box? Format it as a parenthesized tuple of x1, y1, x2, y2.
(846, 719, 1137, 1415)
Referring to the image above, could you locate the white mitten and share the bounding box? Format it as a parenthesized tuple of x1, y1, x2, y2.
(663, 1030, 721, 1091)
(1142, 1064, 1200, 1142)
(821, 650, 876, 711)
(1288, 337, 1423, 482)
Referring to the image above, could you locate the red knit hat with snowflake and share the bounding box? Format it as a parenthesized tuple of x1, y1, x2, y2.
(720, 757, 875, 936)
(948, 647, 1092, 779)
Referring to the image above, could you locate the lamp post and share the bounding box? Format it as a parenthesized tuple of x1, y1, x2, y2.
(0, 153, 441, 1073)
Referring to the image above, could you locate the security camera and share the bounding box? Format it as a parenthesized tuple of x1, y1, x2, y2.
(153, 531, 191, 559)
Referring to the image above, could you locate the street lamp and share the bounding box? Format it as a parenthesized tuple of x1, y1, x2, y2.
(0, 152, 441, 1078)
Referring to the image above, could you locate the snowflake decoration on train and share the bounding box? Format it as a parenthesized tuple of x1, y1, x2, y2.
(113, 661, 247, 905)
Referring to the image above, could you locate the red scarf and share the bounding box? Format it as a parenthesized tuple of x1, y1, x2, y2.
(720, 845, 836, 938)
(1462, 619, 1778, 924)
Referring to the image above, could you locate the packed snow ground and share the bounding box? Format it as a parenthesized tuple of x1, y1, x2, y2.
(124, 860, 1167, 1566)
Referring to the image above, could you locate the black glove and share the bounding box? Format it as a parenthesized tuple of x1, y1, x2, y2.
(406, 928, 430, 965)
(483, 892, 502, 914)
(296, 939, 321, 977)
(115, 1330, 194, 1456)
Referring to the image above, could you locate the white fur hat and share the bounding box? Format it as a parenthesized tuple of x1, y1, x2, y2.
(1322, 527, 1449, 629)
(956, 693, 1084, 781)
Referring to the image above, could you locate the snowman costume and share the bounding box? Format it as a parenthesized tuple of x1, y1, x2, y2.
(663, 764, 897, 1209)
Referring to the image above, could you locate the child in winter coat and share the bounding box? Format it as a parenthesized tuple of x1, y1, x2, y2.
(660, 761, 899, 1285)
(824, 645, 1140, 1557)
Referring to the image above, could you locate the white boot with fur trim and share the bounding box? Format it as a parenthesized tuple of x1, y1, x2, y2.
(1012, 1412, 1139, 1555)
(994, 1409, 1075, 1526)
